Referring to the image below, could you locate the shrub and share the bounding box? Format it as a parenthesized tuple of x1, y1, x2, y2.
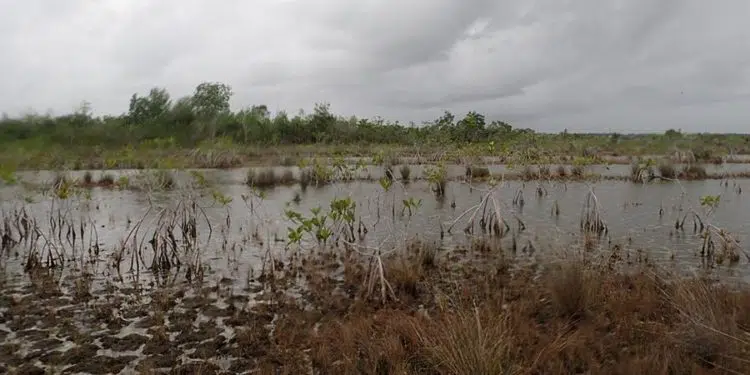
(98, 173, 115, 186)
(658, 161, 676, 179)
(680, 165, 707, 180)
(571, 165, 584, 179)
(399, 165, 411, 181)
(82, 171, 93, 185)
(465, 165, 490, 179)
(246, 168, 277, 188)
(556, 165, 567, 178)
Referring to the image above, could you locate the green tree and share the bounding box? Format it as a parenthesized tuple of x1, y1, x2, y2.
(127, 88, 172, 127)
(192, 82, 232, 119)
(456, 111, 486, 142)
(309, 103, 336, 143)
(191, 82, 233, 139)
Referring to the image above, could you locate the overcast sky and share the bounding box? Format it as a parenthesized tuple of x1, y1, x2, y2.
(2, 0, 750, 133)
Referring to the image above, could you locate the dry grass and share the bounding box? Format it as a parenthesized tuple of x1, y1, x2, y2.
(520, 166, 537, 181)
(680, 164, 709, 180)
(570, 165, 584, 179)
(246, 167, 296, 188)
(538, 165, 552, 179)
(262, 239, 750, 375)
(417, 308, 518, 375)
(97, 173, 115, 187)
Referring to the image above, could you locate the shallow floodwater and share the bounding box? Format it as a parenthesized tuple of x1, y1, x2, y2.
(1, 167, 749, 373)
(1, 167, 749, 287)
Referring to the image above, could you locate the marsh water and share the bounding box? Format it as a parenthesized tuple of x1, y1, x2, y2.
(1, 164, 749, 373)
(2, 164, 750, 286)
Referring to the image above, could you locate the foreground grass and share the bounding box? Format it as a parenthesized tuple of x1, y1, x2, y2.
(251, 240, 750, 374)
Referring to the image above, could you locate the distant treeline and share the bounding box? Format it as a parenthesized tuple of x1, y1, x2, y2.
(0, 82, 747, 151)
(0, 82, 534, 147)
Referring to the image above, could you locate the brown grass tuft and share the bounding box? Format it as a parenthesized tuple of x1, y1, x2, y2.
(416, 308, 518, 375)
(465, 165, 491, 179)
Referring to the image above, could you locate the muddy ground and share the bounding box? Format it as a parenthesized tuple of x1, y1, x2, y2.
(1, 238, 749, 375)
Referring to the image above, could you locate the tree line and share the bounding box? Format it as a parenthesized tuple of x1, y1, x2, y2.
(0, 82, 532, 148)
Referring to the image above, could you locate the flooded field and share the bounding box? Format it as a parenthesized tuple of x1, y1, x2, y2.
(0, 167, 748, 374)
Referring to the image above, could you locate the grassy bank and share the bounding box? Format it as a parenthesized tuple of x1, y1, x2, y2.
(2, 140, 750, 172)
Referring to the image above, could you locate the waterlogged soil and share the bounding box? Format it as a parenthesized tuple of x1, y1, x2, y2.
(0, 277, 275, 374)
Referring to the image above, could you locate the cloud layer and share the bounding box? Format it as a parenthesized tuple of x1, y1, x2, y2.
(2, 0, 750, 132)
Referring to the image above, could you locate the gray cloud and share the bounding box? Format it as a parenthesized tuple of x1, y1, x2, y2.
(2, 0, 750, 132)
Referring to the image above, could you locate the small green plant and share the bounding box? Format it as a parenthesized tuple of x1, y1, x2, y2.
(402, 197, 422, 217)
(699, 195, 720, 212)
(311, 158, 334, 185)
(379, 176, 393, 192)
(190, 170, 209, 188)
(372, 150, 386, 166)
(0, 166, 18, 185)
(285, 206, 332, 246)
(116, 176, 130, 189)
(487, 140, 496, 154)
(285, 196, 359, 248)
(331, 155, 362, 181)
(52, 174, 74, 199)
(424, 162, 447, 197)
(212, 190, 233, 206)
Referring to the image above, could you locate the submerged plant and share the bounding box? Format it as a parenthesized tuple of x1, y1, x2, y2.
(425, 162, 447, 197)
